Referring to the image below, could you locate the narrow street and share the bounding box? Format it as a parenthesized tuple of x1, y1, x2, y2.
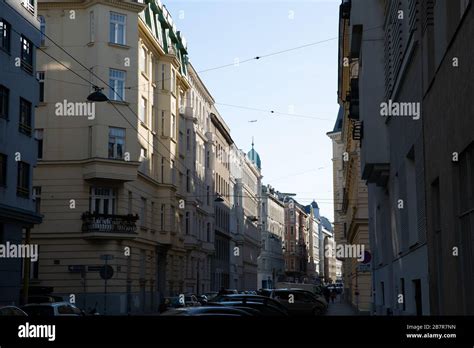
(325, 295, 358, 316)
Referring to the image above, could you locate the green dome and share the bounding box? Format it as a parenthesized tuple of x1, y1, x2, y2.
(247, 141, 261, 170)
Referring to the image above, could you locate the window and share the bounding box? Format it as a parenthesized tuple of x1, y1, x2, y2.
(160, 204, 165, 230)
(171, 69, 176, 94)
(140, 147, 147, 161)
(171, 114, 176, 139)
(109, 69, 125, 101)
(0, 153, 6, 187)
(109, 12, 126, 45)
(290, 226, 294, 235)
(35, 129, 43, 159)
(108, 127, 125, 159)
(185, 212, 190, 235)
(161, 64, 165, 90)
(186, 129, 190, 151)
(171, 160, 175, 184)
(139, 97, 147, 124)
(207, 185, 210, 205)
(89, 11, 95, 43)
(206, 150, 210, 168)
(33, 186, 41, 213)
(0, 85, 9, 119)
(20, 36, 33, 74)
(0, 19, 11, 52)
(161, 111, 165, 136)
(17, 161, 30, 197)
(161, 157, 164, 182)
(39, 16, 46, 46)
(128, 191, 132, 214)
(90, 187, 116, 215)
(151, 201, 155, 230)
(37, 72, 45, 102)
(140, 46, 147, 74)
(186, 170, 191, 192)
(140, 197, 147, 228)
(19, 98, 32, 135)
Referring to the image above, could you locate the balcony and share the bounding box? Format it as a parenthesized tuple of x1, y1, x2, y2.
(184, 234, 200, 249)
(83, 158, 139, 182)
(81, 212, 138, 239)
(340, 0, 351, 19)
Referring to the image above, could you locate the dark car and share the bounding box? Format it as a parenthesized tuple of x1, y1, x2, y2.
(210, 294, 289, 315)
(21, 302, 84, 316)
(270, 289, 327, 316)
(0, 306, 28, 316)
(209, 301, 288, 316)
(160, 306, 252, 317)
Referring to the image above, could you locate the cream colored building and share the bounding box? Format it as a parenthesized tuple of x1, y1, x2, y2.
(326, 4, 371, 312)
(209, 106, 233, 291)
(180, 63, 215, 295)
(31, 0, 193, 314)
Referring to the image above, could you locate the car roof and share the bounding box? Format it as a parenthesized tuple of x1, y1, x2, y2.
(23, 302, 75, 307)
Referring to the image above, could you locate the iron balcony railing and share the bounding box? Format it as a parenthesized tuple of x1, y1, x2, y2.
(81, 212, 139, 234)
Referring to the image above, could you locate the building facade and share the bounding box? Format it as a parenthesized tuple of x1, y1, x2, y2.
(30, 0, 194, 314)
(327, 0, 372, 314)
(0, 0, 43, 306)
(209, 107, 232, 291)
(258, 185, 285, 289)
(342, 0, 431, 315)
(422, 0, 473, 315)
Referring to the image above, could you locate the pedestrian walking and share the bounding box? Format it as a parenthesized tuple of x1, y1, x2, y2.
(330, 289, 336, 303)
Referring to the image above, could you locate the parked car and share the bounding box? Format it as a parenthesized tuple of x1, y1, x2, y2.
(208, 301, 288, 316)
(184, 294, 201, 307)
(203, 292, 218, 301)
(270, 289, 327, 316)
(27, 295, 64, 304)
(160, 306, 252, 317)
(210, 294, 289, 315)
(0, 306, 28, 316)
(21, 302, 84, 316)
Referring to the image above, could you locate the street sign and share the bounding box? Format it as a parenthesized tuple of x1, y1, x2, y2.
(100, 265, 114, 280)
(68, 265, 85, 273)
(88, 266, 102, 272)
(100, 254, 114, 261)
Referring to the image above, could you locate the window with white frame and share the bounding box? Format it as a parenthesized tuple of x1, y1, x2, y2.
(90, 187, 116, 215)
(139, 96, 147, 124)
(109, 12, 126, 45)
(108, 127, 125, 159)
(109, 69, 125, 101)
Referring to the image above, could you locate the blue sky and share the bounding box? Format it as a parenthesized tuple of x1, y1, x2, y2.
(165, 0, 340, 221)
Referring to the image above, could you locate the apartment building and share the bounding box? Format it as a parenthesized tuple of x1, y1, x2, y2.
(0, 0, 42, 306)
(30, 0, 192, 314)
(180, 63, 215, 295)
(327, 0, 372, 314)
(422, 0, 473, 314)
(283, 199, 309, 281)
(209, 107, 233, 291)
(304, 201, 321, 281)
(258, 185, 285, 289)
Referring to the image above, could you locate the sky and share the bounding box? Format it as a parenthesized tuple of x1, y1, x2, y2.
(165, 0, 340, 221)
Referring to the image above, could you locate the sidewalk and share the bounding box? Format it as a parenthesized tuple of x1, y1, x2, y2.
(325, 295, 358, 316)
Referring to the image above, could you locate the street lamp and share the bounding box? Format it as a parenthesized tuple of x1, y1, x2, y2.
(87, 86, 108, 102)
(214, 195, 225, 203)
